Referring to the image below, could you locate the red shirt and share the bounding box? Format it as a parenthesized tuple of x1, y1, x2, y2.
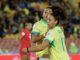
(20, 29, 31, 48)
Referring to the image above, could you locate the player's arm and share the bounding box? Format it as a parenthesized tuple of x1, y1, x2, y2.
(22, 31, 54, 53)
(16, 31, 25, 41)
(18, 34, 23, 40)
(31, 23, 46, 43)
(31, 33, 45, 43)
(16, 34, 22, 43)
(32, 31, 48, 43)
(22, 40, 50, 52)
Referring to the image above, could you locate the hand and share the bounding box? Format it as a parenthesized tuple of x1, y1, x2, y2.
(42, 32, 48, 37)
(45, 31, 48, 35)
(22, 48, 27, 53)
(40, 35, 45, 38)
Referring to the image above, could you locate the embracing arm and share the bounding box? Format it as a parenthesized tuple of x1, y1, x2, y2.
(22, 40, 50, 53)
(32, 33, 45, 43)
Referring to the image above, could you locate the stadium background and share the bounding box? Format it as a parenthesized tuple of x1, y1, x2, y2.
(0, 0, 80, 60)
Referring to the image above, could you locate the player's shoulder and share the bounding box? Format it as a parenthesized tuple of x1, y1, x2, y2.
(47, 28, 56, 35)
(24, 29, 30, 34)
(34, 20, 42, 25)
(46, 30, 53, 37)
(20, 29, 26, 36)
(52, 26, 60, 31)
(48, 29, 54, 32)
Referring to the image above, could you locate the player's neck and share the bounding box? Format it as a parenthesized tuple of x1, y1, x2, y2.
(44, 19, 47, 22)
(25, 29, 30, 32)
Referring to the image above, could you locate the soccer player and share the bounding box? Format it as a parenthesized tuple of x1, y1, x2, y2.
(31, 6, 52, 60)
(22, 5, 70, 60)
(19, 22, 32, 60)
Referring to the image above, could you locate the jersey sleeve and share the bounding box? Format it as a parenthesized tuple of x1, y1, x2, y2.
(31, 23, 40, 35)
(44, 31, 54, 44)
(20, 30, 25, 37)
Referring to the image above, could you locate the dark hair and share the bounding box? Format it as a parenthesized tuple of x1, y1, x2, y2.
(25, 20, 32, 25)
(23, 20, 32, 28)
(51, 4, 67, 25)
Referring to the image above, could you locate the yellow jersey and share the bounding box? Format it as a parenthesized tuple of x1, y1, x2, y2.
(44, 26, 70, 60)
(32, 18, 48, 57)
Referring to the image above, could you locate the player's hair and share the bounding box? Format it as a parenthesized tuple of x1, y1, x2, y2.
(51, 4, 67, 25)
(24, 20, 32, 28)
(25, 21, 32, 25)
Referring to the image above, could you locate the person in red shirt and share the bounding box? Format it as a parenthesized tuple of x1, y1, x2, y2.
(19, 22, 32, 60)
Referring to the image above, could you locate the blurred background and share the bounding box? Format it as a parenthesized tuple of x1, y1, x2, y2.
(0, 0, 80, 60)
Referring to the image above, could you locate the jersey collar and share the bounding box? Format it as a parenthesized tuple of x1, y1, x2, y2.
(41, 18, 47, 24)
(53, 25, 59, 28)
